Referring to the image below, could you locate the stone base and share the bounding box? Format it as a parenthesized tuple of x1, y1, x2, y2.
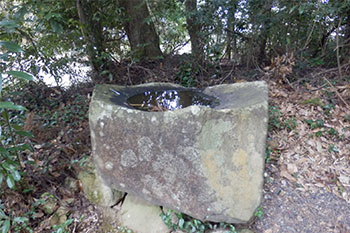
(78, 157, 123, 207)
(118, 195, 170, 233)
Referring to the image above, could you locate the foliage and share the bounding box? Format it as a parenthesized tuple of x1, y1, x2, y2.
(305, 119, 324, 130)
(52, 219, 74, 233)
(0, 12, 36, 233)
(328, 144, 339, 153)
(0, 18, 34, 191)
(149, 0, 188, 54)
(161, 209, 237, 233)
(268, 105, 283, 130)
(175, 62, 198, 87)
(119, 226, 133, 233)
(2, 0, 349, 85)
(254, 206, 264, 219)
(302, 97, 325, 107)
(0, 200, 32, 233)
(268, 105, 297, 132)
(0, 110, 33, 189)
(265, 145, 273, 163)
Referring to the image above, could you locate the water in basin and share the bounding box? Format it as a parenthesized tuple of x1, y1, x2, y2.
(127, 90, 217, 111)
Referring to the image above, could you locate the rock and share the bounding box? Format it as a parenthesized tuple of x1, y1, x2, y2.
(118, 194, 170, 233)
(50, 205, 69, 226)
(206, 230, 233, 233)
(89, 81, 268, 223)
(78, 157, 123, 207)
(60, 197, 75, 206)
(64, 177, 79, 192)
(238, 229, 255, 233)
(40, 192, 58, 215)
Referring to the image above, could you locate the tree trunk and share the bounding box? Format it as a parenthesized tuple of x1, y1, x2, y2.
(344, 14, 350, 58)
(225, 3, 237, 60)
(119, 0, 162, 60)
(258, 37, 267, 64)
(259, 0, 273, 65)
(248, 0, 272, 65)
(185, 0, 204, 64)
(225, 17, 233, 60)
(76, 0, 107, 81)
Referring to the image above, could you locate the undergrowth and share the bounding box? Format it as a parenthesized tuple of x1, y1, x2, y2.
(160, 209, 237, 233)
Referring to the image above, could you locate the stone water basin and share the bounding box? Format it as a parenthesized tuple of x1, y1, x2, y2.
(89, 81, 268, 223)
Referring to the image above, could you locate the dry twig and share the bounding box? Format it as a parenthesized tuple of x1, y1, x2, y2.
(322, 76, 349, 108)
(220, 63, 235, 84)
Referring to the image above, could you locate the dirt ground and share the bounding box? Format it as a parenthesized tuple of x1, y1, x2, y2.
(252, 176, 350, 233)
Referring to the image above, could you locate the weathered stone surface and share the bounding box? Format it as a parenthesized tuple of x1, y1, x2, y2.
(77, 157, 123, 207)
(118, 194, 170, 233)
(89, 81, 268, 223)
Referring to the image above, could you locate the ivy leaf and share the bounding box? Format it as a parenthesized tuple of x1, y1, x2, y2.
(178, 218, 185, 229)
(0, 102, 27, 111)
(65, 219, 74, 225)
(0, 19, 18, 29)
(13, 217, 28, 223)
(0, 161, 10, 171)
(11, 170, 21, 181)
(55, 227, 63, 233)
(0, 173, 3, 185)
(6, 175, 15, 189)
(289, 5, 298, 14)
(0, 209, 6, 218)
(1, 219, 11, 233)
(15, 130, 33, 137)
(20, 143, 34, 152)
(14, 6, 28, 20)
(11, 124, 22, 131)
(6, 71, 33, 81)
(0, 73, 2, 94)
(0, 52, 10, 61)
(0, 41, 22, 53)
(50, 20, 63, 33)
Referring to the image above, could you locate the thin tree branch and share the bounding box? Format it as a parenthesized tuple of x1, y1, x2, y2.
(336, 18, 343, 80)
(302, 21, 316, 51)
(220, 63, 235, 84)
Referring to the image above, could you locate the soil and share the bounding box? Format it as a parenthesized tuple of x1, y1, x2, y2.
(250, 164, 350, 233)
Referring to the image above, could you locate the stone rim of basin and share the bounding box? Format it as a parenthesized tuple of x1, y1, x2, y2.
(107, 82, 267, 112)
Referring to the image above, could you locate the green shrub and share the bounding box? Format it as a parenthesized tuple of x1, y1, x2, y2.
(161, 209, 237, 233)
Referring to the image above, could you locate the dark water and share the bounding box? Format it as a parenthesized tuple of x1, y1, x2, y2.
(127, 90, 217, 111)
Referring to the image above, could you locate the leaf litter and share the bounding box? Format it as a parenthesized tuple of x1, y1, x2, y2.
(267, 79, 350, 201)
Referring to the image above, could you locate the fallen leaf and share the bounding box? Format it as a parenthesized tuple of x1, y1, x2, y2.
(287, 163, 298, 174)
(339, 174, 350, 186)
(280, 167, 297, 183)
